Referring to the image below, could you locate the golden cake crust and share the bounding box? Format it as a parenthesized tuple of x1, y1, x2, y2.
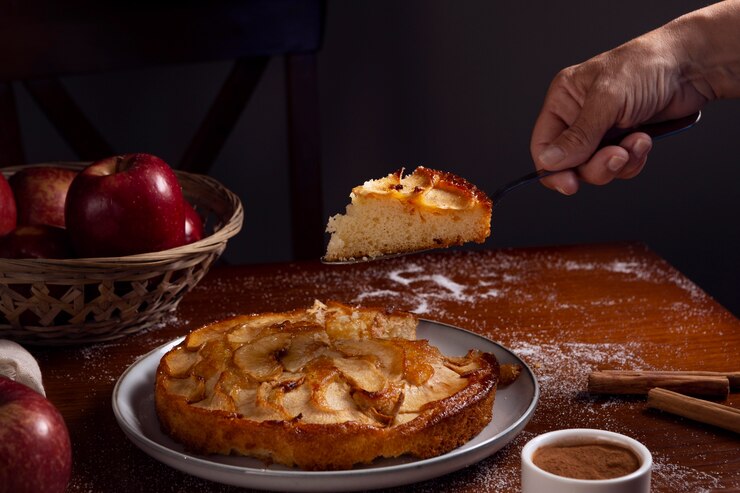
(154, 301, 499, 470)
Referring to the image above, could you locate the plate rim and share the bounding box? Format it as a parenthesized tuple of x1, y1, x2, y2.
(112, 319, 540, 487)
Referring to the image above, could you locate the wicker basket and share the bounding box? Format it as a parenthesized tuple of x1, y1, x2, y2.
(0, 163, 243, 345)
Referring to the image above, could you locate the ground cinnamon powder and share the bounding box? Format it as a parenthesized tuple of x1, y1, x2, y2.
(532, 443, 641, 480)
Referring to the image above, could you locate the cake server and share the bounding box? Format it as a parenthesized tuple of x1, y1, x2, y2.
(323, 111, 701, 264)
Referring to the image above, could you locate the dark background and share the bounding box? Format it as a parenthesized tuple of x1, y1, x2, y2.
(13, 0, 739, 316)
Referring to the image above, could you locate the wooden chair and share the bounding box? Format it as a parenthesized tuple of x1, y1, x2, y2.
(0, 0, 326, 260)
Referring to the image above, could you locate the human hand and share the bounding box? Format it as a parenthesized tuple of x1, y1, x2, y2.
(530, 25, 710, 195)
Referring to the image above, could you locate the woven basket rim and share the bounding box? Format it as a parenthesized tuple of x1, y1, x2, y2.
(0, 161, 244, 267)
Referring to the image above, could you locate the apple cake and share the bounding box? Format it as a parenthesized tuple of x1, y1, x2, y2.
(155, 300, 499, 470)
(324, 167, 492, 262)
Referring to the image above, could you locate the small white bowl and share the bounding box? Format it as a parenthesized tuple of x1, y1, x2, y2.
(521, 428, 652, 493)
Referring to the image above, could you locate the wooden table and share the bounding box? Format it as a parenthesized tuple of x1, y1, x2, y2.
(30, 242, 740, 492)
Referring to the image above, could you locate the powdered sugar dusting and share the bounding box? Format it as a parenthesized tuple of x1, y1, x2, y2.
(45, 312, 189, 387)
(651, 460, 723, 492)
(512, 340, 652, 417)
(359, 262, 505, 314)
(560, 257, 706, 301)
(332, 248, 725, 345)
(391, 431, 535, 493)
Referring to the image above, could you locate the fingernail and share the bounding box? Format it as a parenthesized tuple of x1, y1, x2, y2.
(555, 186, 573, 196)
(607, 155, 627, 172)
(633, 138, 652, 158)
(538, 146, 566, 166)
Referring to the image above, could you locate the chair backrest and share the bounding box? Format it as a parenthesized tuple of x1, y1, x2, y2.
(0, 0, 326, 260)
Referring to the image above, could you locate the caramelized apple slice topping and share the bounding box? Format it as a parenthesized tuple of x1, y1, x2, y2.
(226, 322, 268, 346)
(334, 339, 405, 378)
(201, 384, 236, 412)
(351, 385, 404, 426)
(280, 330, 331, 372)
(233, 332, 293, 381)
(185, 322, 230, 350)
(331, 357, 387, 393)
(304, 357, 345, 412)
(160, 346, 200, 378)
(400, 362, 468, 413)
(161, 374, 205, 403)
(443, 350, 486, 376)
(399, 340, 439, 385)
(188, 339, 231, 386)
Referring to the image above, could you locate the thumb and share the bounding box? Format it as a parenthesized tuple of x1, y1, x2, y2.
(537, 103, 616, 170)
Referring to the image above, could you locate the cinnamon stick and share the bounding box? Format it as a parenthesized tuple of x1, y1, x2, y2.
(647, 387, 740, 434)
(588, 371, 730, 398)
(598, 370, 740, 391)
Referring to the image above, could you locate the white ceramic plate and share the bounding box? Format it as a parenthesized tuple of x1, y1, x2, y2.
(112, 320, 539, 492)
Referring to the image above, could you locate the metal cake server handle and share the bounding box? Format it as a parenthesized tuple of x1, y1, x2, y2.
(324, 111, 701, 264)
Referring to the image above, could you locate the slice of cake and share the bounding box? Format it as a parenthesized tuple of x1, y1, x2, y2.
(155, 300, 499, 470)
(324, 167, 492, 262)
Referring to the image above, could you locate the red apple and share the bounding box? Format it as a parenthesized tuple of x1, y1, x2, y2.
(183, 200, 204, 244)
(0, 376, 72, 493)
(0, 225, 74, 259)
(8, 166, 77, 228)
(65, 153, 186, 257)
(0, 173, 16, 236)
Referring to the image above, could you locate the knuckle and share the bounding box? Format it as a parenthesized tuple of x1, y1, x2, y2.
(560, 124, 593, 149)
(556, 65, 576, 81)
(550, 65, 579, 90)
